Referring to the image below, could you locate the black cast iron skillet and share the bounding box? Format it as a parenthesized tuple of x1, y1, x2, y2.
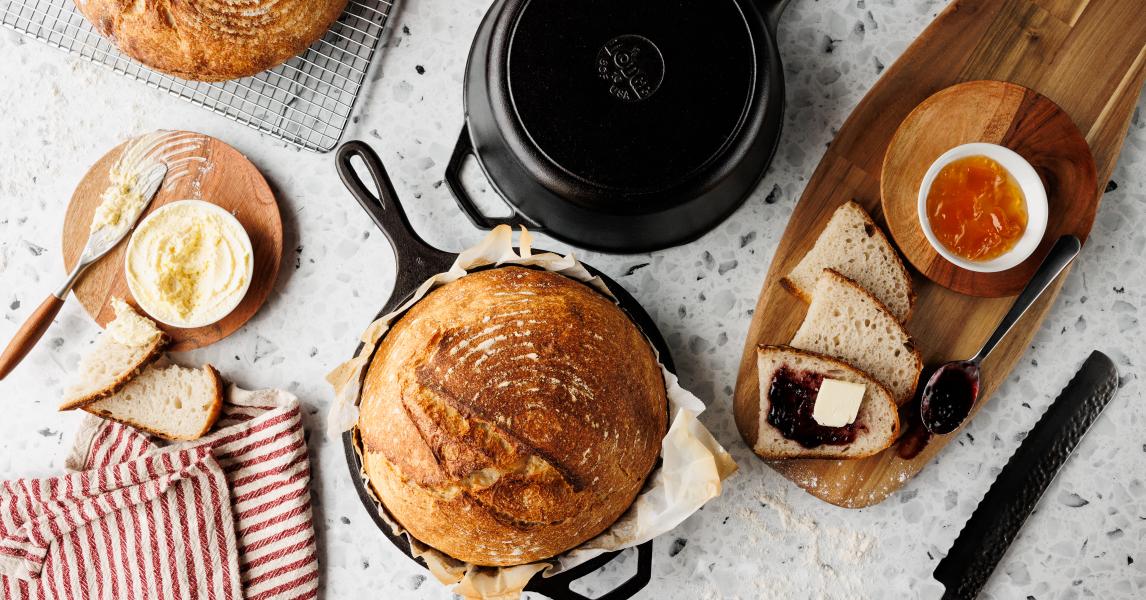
(336, 140, 675, 600)
(445, 0, 792, 253)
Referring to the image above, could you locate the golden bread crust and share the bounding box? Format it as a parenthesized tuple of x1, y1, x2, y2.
(73, 0, 348, 81)
(359, 267, 667, 566)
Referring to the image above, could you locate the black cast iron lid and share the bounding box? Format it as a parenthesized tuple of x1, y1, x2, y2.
(507, 0, 758, 207)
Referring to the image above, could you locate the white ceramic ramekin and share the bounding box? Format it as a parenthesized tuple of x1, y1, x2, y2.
(917, 142, 1048, 273)
(125, 200, 254, 328)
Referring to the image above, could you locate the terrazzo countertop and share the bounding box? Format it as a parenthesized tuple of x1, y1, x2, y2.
(1, 0, 1143, 598)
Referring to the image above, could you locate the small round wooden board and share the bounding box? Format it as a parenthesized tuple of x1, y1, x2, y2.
(881, 80, 1098, 297)
(62, 131, 282, 352)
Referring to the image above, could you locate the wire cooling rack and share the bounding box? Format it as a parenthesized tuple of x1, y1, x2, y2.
(1, 0, 392, 152)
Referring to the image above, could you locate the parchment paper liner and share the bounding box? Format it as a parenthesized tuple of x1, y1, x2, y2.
(327, 226, 737, 599)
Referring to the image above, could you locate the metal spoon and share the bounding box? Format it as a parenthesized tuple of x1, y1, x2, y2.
(0, 163, 167, 380)
(920, 235, 1082, 434)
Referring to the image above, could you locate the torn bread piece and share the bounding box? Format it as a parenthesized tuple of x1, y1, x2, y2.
(60, 299, 168, 410)
(781, 201, 915, 322)
(751, 345, 899, 460)
(83, 362, 224, 441)
(790, 269, 922, 405)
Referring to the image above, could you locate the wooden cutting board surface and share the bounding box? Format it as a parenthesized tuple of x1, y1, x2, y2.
(62, 132, 282, 352)
(733, 0, 1146, 508)
(882, 80, 1098, 297)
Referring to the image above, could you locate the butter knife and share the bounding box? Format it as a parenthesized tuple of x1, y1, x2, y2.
(0, 162, 167, 380)
(933, 351, 1120, 599)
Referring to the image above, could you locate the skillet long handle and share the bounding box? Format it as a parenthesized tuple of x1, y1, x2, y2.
(335, 141, 455, 290)
(0, 294, 64, 380)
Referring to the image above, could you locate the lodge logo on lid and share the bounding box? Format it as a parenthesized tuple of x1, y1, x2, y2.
(596, 35, 664, 103)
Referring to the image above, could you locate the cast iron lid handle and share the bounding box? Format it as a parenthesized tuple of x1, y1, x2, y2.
(336, 140, 455, 289)
(525, 542, 653, 600)
(445, 127, 546, 232)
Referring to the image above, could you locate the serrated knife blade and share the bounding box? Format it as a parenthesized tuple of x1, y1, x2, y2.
(933, 351, 1120, 600)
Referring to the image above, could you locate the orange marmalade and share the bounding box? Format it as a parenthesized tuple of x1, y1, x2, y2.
(926, 155, 1028, 261)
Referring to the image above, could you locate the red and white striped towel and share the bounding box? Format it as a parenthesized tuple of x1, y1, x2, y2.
(0, 388, 318, 600)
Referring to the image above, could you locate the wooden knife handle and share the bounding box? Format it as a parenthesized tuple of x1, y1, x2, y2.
(0, 294, 64, 380)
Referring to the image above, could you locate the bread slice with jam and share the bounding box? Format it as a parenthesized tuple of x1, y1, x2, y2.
(751, 345, 900, 460)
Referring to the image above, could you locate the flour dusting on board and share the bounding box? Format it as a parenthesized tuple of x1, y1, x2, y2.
(786, 462, 915, 508)
(86, 131, 207, 243)
(102, 130, 212, 197)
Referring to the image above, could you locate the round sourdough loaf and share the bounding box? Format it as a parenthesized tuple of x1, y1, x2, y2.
(73, 0, 348, 81)
(358, 266, 667, 566)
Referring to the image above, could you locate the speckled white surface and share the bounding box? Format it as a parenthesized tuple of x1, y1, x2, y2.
(0, 1, 1143, 599)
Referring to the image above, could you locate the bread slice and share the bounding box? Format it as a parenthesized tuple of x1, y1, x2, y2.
(60, 299, 168, 410)
(752, 346, 899, 459)
(83, 363, 224, 441)
(790, 269, 922, 405)
(781, 201, 915, 322)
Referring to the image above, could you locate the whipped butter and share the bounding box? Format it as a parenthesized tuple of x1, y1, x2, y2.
(126, 200, 253, 328)
(90, 173, 145, 237)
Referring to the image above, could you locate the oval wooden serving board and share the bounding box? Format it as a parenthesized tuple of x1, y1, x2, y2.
(883, 80, 1098, 297)
(62, 131, 282, 352)
(734, 0, 1146, 508)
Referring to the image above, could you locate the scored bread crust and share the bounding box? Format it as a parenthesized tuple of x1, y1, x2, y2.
(59, 331, 170, 411)
(795, 269, 923, 405)
(749, 345, 900, 460)
(358, 266, 668, 567)
(84, 364, 225, 441)
(780, 201, 916, 322)
(73, 0, 349, 81)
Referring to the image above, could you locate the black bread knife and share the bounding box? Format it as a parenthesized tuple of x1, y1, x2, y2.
(933, 351, 1120, 600)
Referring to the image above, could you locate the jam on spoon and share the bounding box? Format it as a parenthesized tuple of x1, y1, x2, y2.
(919, 235, 1081, 435)
(920, 361, 980, 434)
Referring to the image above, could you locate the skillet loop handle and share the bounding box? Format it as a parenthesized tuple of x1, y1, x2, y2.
(525, 541, 653, 600)
(445, 127, 545, 232)
(336, 140, 454, 287)
(336, 140, 416, 245)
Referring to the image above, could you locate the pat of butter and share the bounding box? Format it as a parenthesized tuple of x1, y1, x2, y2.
(812, 378, 865, 428)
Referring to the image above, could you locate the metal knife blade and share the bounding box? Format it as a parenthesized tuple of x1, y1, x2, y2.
(933, 351, 1121, 600)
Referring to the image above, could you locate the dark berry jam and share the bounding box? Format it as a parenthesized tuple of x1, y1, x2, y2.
(896, 418, 930, 459)
(766, 367, 862, 448)
(920, 362, 980, 434)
